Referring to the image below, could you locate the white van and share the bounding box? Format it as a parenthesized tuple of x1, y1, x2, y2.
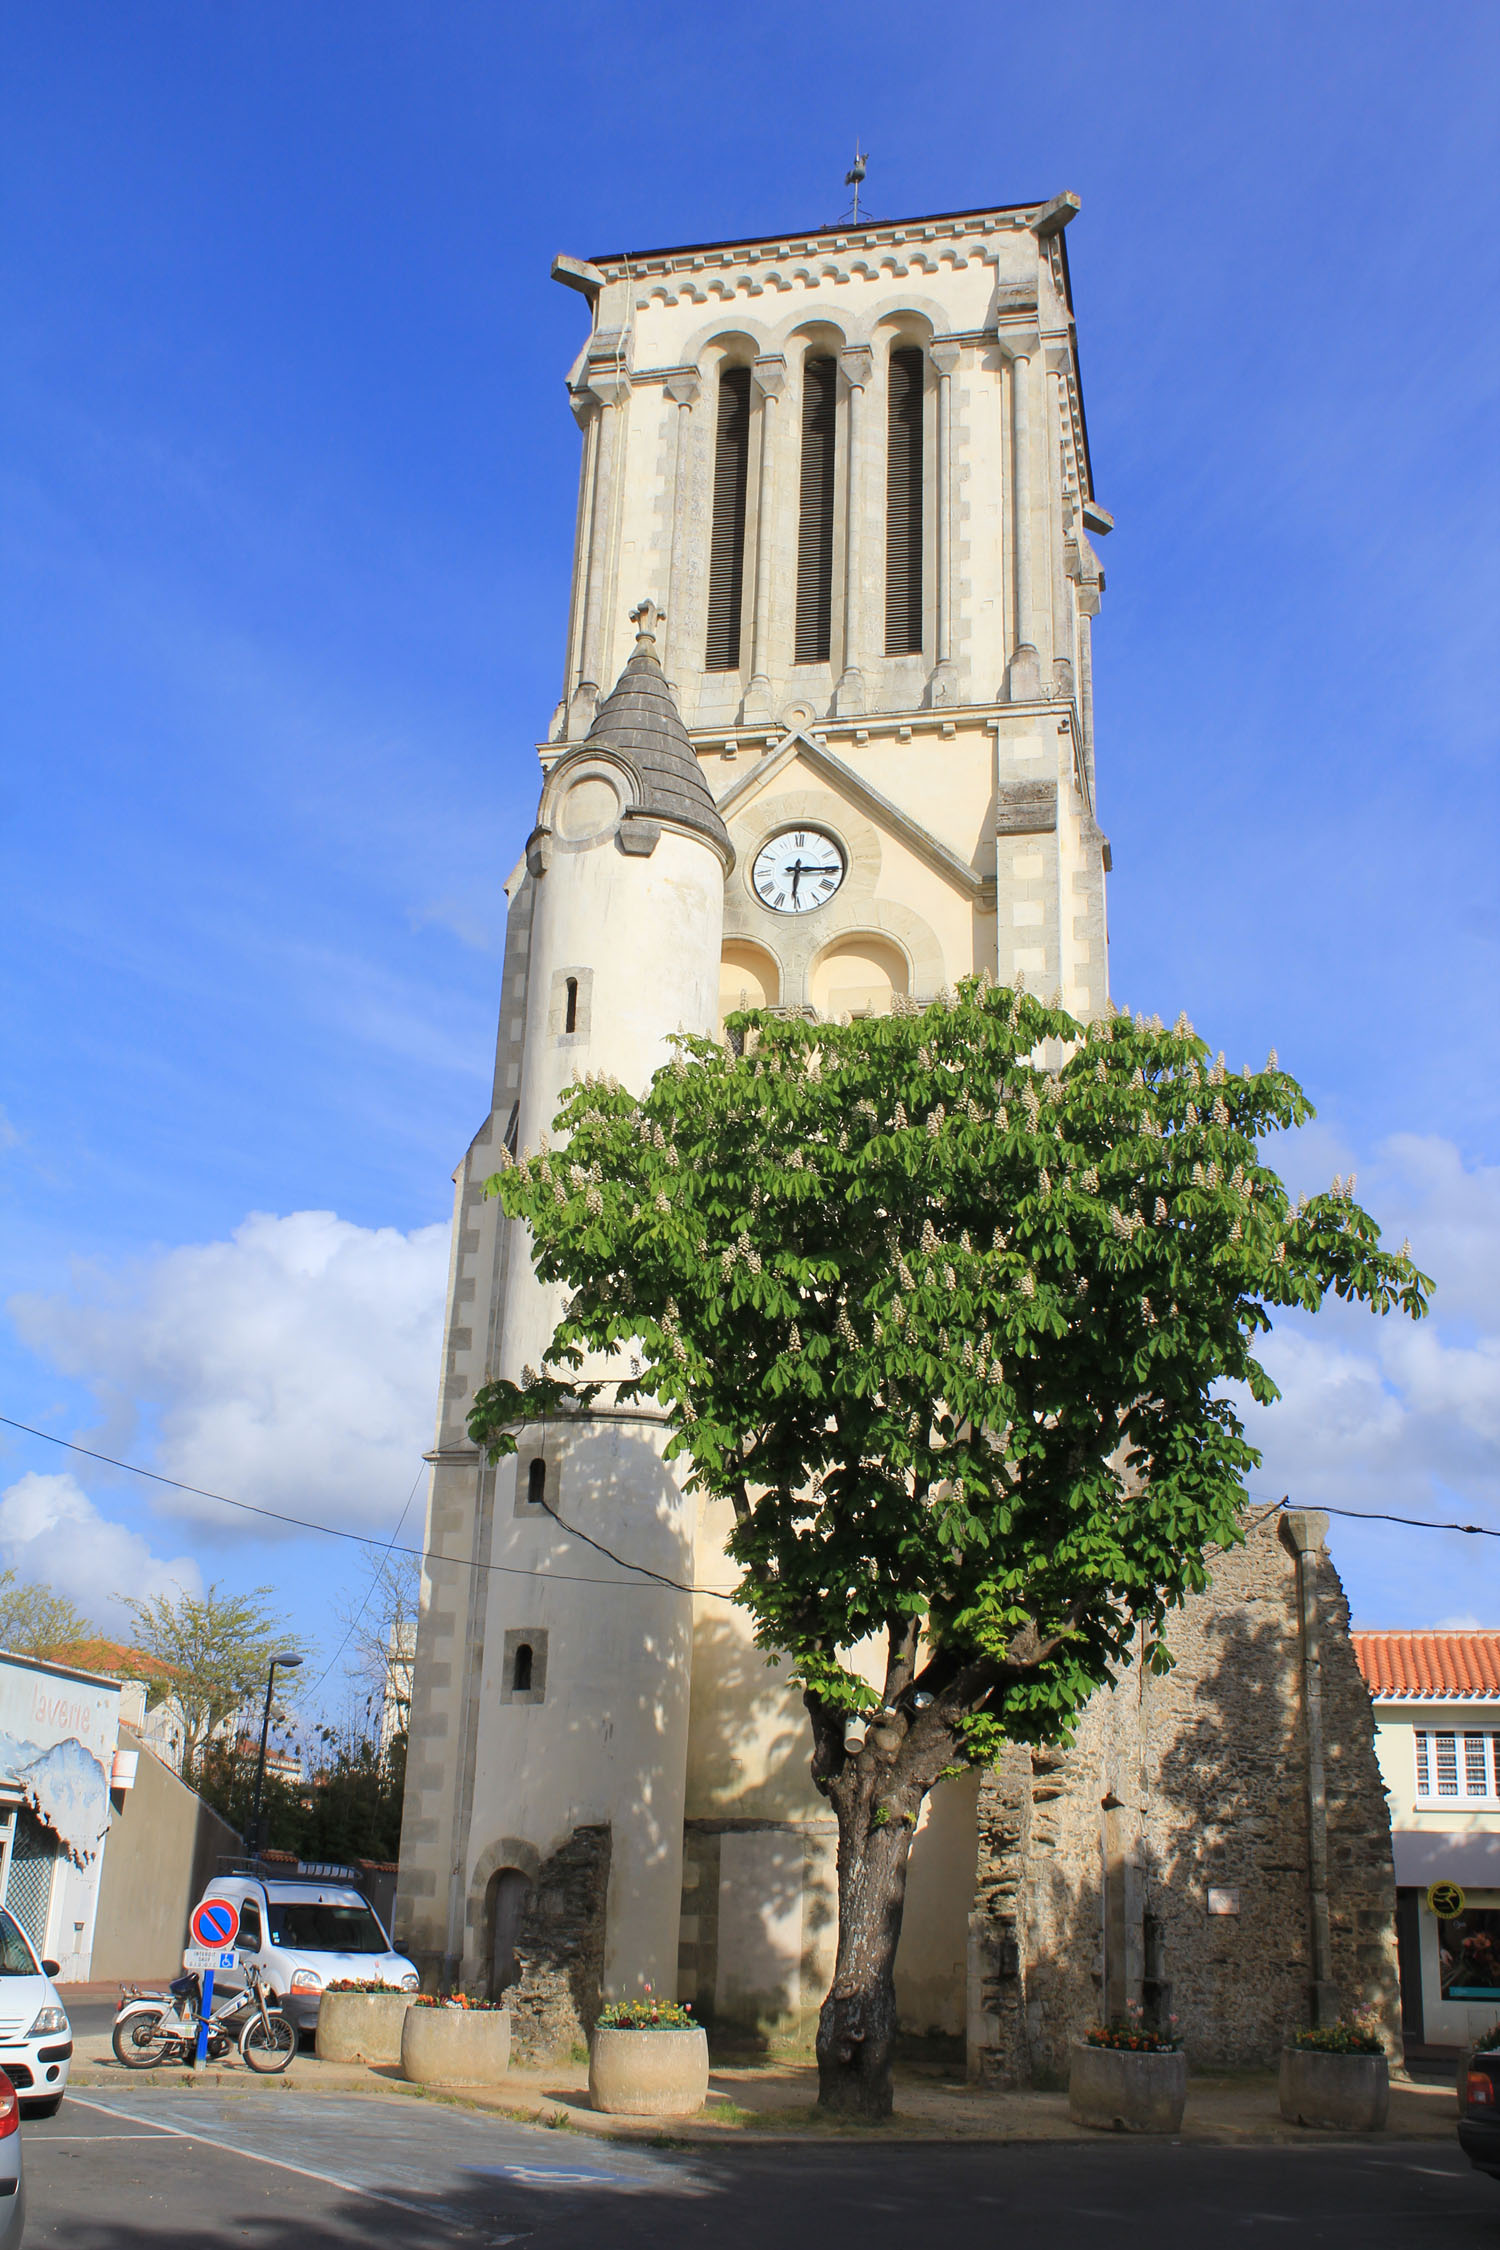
(191, 1874, 418, 2031)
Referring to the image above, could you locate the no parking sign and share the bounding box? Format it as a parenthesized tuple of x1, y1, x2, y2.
(184, 1898, 241, 2068)
(190, 1897, 240, 1950)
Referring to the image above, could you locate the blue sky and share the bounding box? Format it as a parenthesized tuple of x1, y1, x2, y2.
(2, 2, 1497, 1709)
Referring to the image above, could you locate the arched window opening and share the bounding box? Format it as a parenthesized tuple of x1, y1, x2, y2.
(512, 1642, 534, 1695)
(526, 1457, 547, 1508)
(885, 346, 925, 655)
(564, 977, 579, 1034)
(705, 366, 751, 671)
(795, 355, 837, 664)
(809, 934, 910, 1020)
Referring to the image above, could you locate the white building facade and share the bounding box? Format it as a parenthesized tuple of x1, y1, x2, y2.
(0, 1650, 125, 1982)
(394, 193, 1116, 2051)
(1356, 1629, 1500, 2054)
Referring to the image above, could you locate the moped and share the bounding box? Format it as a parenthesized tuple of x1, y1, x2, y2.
(112, 1963, 296, 2073)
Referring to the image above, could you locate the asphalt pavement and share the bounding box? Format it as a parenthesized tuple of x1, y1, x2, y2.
(16, 2085, 1500, 2248)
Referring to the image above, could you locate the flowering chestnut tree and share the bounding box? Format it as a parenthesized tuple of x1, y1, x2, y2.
(469, 980, 1427, 2119)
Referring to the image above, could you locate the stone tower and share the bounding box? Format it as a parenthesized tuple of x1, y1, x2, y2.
(396, 192, 1116, 2047)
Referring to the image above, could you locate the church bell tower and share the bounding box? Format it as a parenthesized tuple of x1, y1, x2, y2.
(396, 190, 1113, 2050)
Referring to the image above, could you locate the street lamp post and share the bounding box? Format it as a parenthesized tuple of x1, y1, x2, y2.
(248, 1652, 303, 1858)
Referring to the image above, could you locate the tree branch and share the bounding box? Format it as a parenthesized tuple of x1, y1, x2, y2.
(805, 1691, 848, 1802)
(883, 1617, 921, 1705)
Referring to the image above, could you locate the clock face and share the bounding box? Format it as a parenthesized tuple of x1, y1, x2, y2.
(751, 827, 846, 915)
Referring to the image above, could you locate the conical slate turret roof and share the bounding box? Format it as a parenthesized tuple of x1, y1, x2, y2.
(577, 607, 732, 863)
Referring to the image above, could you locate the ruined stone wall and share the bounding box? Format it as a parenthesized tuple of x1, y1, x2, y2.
(968, 1515, 1399, 2084)
(502, 1824, 612, 2065)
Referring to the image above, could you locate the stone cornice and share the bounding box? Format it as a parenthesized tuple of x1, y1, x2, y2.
(536, 696, 1082, 771)
(588, 203, 1054, 281)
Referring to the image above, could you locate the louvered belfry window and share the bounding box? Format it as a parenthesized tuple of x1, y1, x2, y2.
(705, 365, 752, 671)
(795, 355, 838, 664)
(885, 345, 925, 656)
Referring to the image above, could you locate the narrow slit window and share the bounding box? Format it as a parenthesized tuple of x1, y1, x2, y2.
(705, 366, 751, 671)
(1435, 1731, 1460, 1796)
(795, 355, 837, 664)
(511, 1642, 533, 1695)
(884, 345, 924, 656)
(1415, 1730, 1431, 1797)
(564, 977, 579, 1034)
(1466, 1733, 1491, 1796)
(527, 1457, 546, 1508)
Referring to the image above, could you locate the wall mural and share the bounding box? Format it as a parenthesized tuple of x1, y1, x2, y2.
(0, 1663, 119, 1869)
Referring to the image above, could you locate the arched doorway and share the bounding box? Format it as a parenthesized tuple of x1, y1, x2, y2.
(484, 1867, 532, 2000)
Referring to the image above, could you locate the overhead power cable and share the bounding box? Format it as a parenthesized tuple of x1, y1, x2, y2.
(0, 1413, 733, 1598)
(4, 1412, 1492, 1635)
(1273, 1495, 1500, 1540)
(302, 1465, 427, 1704)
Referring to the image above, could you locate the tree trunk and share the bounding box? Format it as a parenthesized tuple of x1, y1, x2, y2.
(815, 1794, 920, 2118)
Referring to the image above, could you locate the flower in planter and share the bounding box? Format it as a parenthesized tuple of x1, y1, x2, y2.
(597, 1982, 697, 2032)
(325, 1979, 408, 1995)
(1290, 2011, 1384, 2055)
(1084, 2003, 1183, 2054)
(413, 1992, 508, 2012)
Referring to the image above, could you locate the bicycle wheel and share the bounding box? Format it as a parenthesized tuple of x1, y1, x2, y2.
(240, 2013, 296, 2074)
(112, 2007, 176, 2069)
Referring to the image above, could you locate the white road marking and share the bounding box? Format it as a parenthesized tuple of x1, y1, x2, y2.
(68, 2094, 469, 2225)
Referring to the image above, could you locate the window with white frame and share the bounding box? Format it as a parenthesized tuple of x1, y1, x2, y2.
(1414, 1726, 1500, 1802)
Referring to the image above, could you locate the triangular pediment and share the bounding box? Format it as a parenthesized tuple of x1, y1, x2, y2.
(712, 729, 993, 903)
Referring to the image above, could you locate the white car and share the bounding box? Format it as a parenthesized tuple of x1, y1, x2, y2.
(0, 2070, 23, 2245)
(192, 1874, 418, 2032)
(0, 1903, 70, 2115)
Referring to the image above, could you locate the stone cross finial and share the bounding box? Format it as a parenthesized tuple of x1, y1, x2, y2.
(630, 599, 664, 648)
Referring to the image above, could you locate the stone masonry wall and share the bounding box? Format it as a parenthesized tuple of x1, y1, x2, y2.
(503, 1823, 612, 2066)
(968, 1514, 1399, 2083)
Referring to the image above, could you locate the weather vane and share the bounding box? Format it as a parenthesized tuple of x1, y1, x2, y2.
(845, 142, 867, 224)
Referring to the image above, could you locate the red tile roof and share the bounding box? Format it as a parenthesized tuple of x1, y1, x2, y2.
(1353, 1631, 1500, 1700)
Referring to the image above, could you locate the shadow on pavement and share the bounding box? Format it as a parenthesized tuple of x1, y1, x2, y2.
(35, 2140, 1500, 2250)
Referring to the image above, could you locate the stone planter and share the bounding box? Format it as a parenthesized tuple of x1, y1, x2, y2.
(1278, 2046, 1389, 2131)
(588, 2025, 710, 2117)
(1068, 2039, 1188, 2132)
(315, 1990, 414, 2067)
(400, 2006, 511, 2087)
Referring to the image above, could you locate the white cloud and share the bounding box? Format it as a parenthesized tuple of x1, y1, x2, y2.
(0, 1472, 202, 1630)
(1239, 1134, 1500, 1627)
(9, 1210, 449, 1539)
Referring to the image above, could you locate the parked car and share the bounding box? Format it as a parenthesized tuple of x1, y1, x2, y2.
(0, 1906, 70, 2117)
(0, 2069, 23, 2245)
(188, 1875, 418, 2032)
(1458, 2040, 1500, 2182)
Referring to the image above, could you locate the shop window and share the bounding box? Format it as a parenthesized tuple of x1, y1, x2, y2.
(1415, 1727, 1500, 1801)
(1439, 1904, 1500, 2002)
